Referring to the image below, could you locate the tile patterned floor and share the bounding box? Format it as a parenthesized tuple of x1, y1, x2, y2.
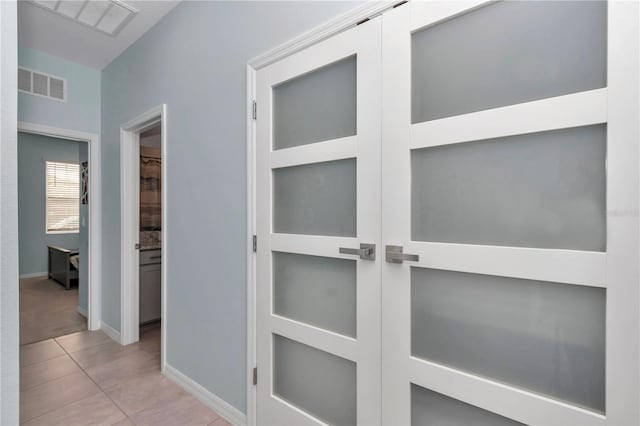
(20, 277, 87, 345)
(19, 325, 230, 425)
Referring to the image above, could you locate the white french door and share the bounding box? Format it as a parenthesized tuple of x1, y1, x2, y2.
(255, 16, 382, 426)
(381, 1, 639, 425)
(255, 1, 640, 425)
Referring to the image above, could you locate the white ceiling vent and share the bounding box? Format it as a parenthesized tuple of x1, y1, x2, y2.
(18, 67, 67, 102)
(29, 0, 138, 37)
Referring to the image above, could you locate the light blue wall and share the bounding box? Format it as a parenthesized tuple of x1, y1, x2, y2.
(18, 47, 100, 134)
(101, 0, 363, 413)
(18, 132, 82, 276)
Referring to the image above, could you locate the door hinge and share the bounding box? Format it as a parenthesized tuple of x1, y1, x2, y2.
(253, 367, 258, 385)
(252, 235, 257, 252)
(252, 100, 257, 120)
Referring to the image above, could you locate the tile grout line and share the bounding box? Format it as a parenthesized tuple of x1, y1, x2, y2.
(54, 336, 134, 425)
(19, 355, 79, 392)
(21, 390, 108, 425)
(20, 339, 107, 424)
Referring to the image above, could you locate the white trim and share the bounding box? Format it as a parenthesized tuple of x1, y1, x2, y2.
(120, 104, 167, 375)
(409, 88, 607, 150)
(18, 121, 102, 332)
(100, 321, 121, 344)
(245, 64, 257, 426)
(76, 305, 87, 318)
(408, 357, 604, 426)
(247, 1, 395, 70)
(164, 364, 247, 426)
(18, 271, 47, 279)
(270, 136, 357, 169)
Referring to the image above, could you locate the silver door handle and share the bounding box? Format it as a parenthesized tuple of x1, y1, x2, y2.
(339, 243, 376, 260)
(385, 245, 419, 264)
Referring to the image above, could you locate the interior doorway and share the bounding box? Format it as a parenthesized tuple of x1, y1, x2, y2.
(17, 122, 102, 344)
(120, 104, 167, 373)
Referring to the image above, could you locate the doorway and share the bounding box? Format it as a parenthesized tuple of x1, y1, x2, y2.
(251, 1, 640, 425)
(17, 122, 102, 345)
(120, 104, 167, 373)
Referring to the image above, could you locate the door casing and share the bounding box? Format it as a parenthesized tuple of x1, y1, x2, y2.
(119, 104, 167, 375)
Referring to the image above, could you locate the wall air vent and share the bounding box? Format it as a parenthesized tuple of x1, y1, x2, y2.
(29, 0, 138, 37)
(18, 67, 67, 102)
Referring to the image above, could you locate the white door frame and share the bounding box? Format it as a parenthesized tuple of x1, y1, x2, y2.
(120, 104, 167, 372)
(18, 121, 102, 331)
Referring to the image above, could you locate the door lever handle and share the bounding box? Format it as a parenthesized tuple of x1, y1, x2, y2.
(385, 245, 419, 264)
(339, 243, 376, 261)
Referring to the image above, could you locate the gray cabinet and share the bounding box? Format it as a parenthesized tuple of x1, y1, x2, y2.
(139, 249, 161, 324)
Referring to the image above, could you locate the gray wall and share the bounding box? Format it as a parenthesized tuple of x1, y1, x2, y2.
(1, 1, 19, 423)
(101, 0, 363, 413)
(18, 132, 82, 276)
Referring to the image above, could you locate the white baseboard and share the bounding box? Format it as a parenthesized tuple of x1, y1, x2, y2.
(164, 364, 247, 426)
(100, 321, 121, 344)
(19, 271, 48, 279)
(77, 305, 88, 318)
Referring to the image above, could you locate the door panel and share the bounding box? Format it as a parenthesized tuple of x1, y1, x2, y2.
(273, 158, 357, 237)
(410, 124, 607, 251)
(411, 268, 605, 412)
(382, 1, 637, 425)
(256, 16, 382, 426)
(273, 252, 357, 337)
(410, 0, 607, 123)
(273, 55, 357, 150)
(273, 334, 357, 426)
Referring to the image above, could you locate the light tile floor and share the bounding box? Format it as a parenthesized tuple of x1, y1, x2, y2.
(20, 277, 87, 345)
(19, 324, 230, 425)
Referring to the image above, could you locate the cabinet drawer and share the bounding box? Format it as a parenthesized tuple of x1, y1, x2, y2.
(140, 250, 161, 265)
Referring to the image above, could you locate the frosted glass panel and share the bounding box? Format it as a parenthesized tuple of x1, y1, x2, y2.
(273, 159, 356, 237)
(411, 384, 523, 426)
(273, 334, 356, 426)
(273, 56, 356, 150)
(411, 268, 605, 412)
(411, 125, 606, 251)
(412, 0, 607, 122)
(273, 252, 356, 337)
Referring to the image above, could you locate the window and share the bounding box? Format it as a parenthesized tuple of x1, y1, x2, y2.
(46, 161, 80, 233)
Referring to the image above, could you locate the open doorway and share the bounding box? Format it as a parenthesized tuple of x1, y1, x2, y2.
(18, 131, 87, 344)
(17, 123, 101, 345)
(120, 104, 166, 372)
(138, 124, 162, 346)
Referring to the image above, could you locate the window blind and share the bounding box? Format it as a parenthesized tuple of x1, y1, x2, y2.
(46, 161, 80, 233)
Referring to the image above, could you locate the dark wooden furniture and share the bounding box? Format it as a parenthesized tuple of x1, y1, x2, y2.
(47, 245, 79, 290)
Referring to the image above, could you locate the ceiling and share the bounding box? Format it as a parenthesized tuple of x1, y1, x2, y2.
(18, 0, 181, 69)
